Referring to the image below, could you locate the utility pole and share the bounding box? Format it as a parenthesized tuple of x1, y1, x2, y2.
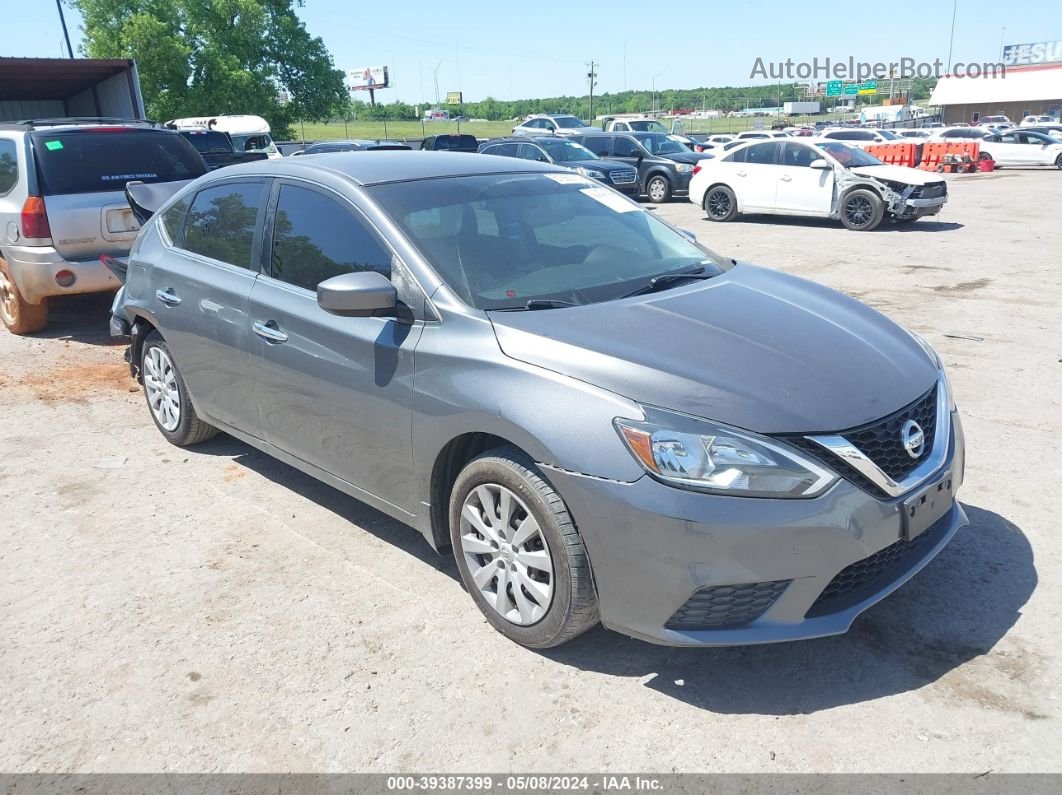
(586, 61, 598, 123)
(946, 0, 959, 74)
(55, 0, 73, 58)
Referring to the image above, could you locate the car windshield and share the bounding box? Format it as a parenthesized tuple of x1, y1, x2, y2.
(230, 133, 277, 154)
(539, 139, 598, 162)
(629, 120, 668, 133)
(635, 133, 687, 154)
(553, 116, 586, 129)
(180, 131, 233, 154)
(815, 142, 885, 168)
(877, 130, 903, 140)
(369, 174, 728, 310)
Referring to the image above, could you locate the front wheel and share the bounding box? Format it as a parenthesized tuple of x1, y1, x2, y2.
(840, 188, 884, 231)
(450, 447, 598, 648)
(704, 185, 738, 222)
(1055, 154, 1062, 170)
(646, 174, 672, 203)
(140, 331, 219, 446)
(0, 259, 48, 335)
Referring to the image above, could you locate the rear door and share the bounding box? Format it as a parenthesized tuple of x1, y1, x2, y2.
(30, 129, 206, 260)
(149, 178, 267, 430)
(247, 181, 423, 505)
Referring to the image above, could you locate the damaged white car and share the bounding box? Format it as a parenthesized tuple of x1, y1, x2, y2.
(689, 138, 947, 231)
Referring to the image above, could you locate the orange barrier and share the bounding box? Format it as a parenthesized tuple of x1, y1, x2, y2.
(866, 142, 917, 167)
(918, 142, 949, 171)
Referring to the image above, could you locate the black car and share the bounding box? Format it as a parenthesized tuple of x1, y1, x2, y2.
(297, 140, 412, 155)
(477, 136, 639, 195)
(569, 132, 711, 203)
(174, 129, 269, 170)
(421, 133, 479, 152)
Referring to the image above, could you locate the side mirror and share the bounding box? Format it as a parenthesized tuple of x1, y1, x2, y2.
(317, 271, 397, 317)
(809, 158, 832, 170)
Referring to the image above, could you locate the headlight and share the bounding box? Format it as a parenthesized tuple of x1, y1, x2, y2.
(673, 163, 694, 173)
(615, 417, 837, 498)
(576, 167, 605, 179)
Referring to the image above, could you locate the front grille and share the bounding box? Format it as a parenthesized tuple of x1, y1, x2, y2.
(665, 580, 790, 631)
(806, 513, 951, 618)
(912, 182, 947, 200)
(782, 386, 938, 497)
(609, 169, 638, 185)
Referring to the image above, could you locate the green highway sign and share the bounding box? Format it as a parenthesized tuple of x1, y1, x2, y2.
(826, 80, 842, 97)
(843, 84, 859, 95)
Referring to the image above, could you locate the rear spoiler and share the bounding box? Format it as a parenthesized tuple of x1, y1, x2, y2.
(125, 179, 195, 225)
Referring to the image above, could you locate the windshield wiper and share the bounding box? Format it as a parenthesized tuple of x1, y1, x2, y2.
(493, 298, 577, 311)
(621, 265, 713, 298)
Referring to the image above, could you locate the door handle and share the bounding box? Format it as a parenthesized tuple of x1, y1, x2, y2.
(780, 175, 792, 182)
(155, 288, 181, 306)
(736, 170, 747, 177)
(253, 320, 288, 344)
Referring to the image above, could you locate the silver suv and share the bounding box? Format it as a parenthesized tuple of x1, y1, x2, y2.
(0, 118, 205, 333)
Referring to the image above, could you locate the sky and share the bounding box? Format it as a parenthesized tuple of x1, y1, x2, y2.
(13, 1, 1062, 104)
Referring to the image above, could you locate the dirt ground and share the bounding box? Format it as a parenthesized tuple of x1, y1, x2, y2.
(1, 168, 1060, 774)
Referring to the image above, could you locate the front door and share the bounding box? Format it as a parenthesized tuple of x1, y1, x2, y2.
(775, 142, 835, 215)
(247, 181, 422, 508)
(149, 179, 268, 429)
(731, 141, 783, 211)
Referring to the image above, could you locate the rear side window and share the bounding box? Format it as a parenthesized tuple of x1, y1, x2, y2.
(580, 137, 611, 157)
(182, 182, 264, 268)
(270, 185, 391, 292)
(159, 195, 192, 245)
(32, 131, 206, 195)
(0, 139, 17, 195)
(432, 135, 477, 151)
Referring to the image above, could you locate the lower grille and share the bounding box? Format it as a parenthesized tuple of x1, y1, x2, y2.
(913, 182, 947, 200)
(666, 580, 790, 631)
(806, 514, 951, 618)
(609, 169, 638, 185)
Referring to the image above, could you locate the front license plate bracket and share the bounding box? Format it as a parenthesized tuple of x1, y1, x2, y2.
(903, 472, 954, 541)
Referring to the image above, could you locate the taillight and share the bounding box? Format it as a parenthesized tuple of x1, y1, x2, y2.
(21, 196, 51, 239)
(692, 165, 702, 176)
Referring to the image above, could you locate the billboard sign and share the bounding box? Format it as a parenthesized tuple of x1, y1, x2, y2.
(826, 80, 842, 97)
(446, 91, 463, 105)
(349, 66, 389, 92)
(1002, 40, 1062, 66)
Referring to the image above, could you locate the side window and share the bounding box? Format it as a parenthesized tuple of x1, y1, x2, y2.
(159, 194, 192, 246)
(517, 144, 548, 162)
(744, 142, 781, 165)
(0, 139, 18, 195)
(581, 137, 611, 157)
(182, 182, 263, 268)
(612, 137, 640, 157)
(999, 133, 1018, 144)
(724, 146, 748, 163)
(270, 185, 391, 292)
(491, 143, 519, 157)
(782, 142, 817, 167)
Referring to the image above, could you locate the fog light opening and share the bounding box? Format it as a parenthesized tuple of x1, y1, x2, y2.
(55, 270, 77, 288)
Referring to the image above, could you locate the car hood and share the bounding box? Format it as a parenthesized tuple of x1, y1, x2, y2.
(488, 264, 938, 434)
(849, 164, 939, 185)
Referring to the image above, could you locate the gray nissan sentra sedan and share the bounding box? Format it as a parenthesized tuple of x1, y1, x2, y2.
(110, 152, 967, 648)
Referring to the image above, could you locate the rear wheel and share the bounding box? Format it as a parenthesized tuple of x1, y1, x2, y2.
(140, 331, 218, 446)
(704, 185, 738, 222)
(1055, 154, 1062, 169)
(646, 174, 672, 203)
(840, 188, 884, 231)
(450, 447, 598, 648)
(0, 258, 48, 335)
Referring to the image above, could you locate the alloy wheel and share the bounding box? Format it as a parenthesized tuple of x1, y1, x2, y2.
(648, 178, 667, 203)
(459, 483, 554, 625)
(144, 346, 181, 432)
(0, 267, 17, 326)
(707, 189, 732, 219)
(844, 195, 874, 227)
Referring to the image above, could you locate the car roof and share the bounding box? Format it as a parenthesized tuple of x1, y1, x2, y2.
(212, 150, 566, 185)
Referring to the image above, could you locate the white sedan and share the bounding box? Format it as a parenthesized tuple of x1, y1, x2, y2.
(688, 139, 947, 231)
(928, 128, 1062, 167)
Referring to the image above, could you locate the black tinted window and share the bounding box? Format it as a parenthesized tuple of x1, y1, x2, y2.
(745, 142, 781, 165)
(724, 146, 747, 163)
(612, 137, 640, 157)
(180, 131, 232, 154)
(271, 185, 391, 292)
(485, 143, 518, 157)
(32, 131, 206, 195)
(160, 195, 191, 245)
(0, 139, 17, 195)
(182, 182, 263, 268)
(580, 137, 611, 157)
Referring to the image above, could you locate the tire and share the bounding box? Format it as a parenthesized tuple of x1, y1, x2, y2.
(703, 185, 738, 222)
(0, 257, 49, 335)
(839, 188, 885, 231)
(645, 174, 672, 203)
(140, 331, 219, 446)
(449, 446, 598, 648)
(979, 151, 993, 161)
(1055, 154, 1062, 170)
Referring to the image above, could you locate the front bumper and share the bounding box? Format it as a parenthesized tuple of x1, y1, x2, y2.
(3, 245, 121, 304)
(546, 411, 966, 646)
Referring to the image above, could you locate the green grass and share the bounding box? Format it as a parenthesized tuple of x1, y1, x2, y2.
(289, 115, 848, 143)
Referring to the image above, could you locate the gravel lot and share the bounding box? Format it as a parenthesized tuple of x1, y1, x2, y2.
(1, 168, 1059, 774)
